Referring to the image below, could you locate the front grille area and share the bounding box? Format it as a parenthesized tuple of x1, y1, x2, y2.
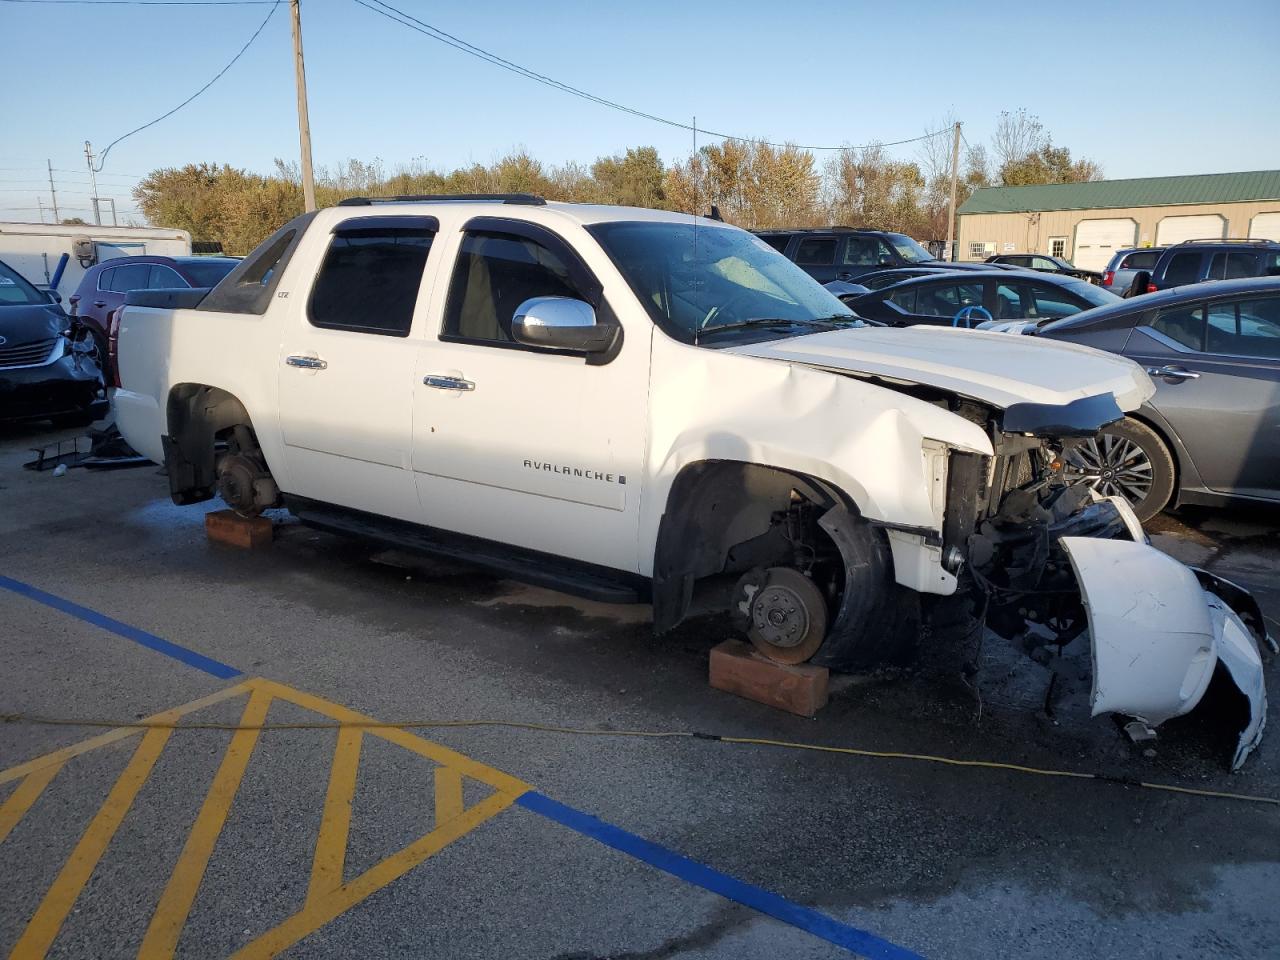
(0, 338, 58, 368)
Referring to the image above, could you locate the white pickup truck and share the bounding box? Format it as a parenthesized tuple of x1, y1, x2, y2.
(114, 195, 1269, 766)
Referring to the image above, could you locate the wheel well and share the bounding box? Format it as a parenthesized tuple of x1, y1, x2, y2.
(163, 384, 257, 504)
(651, 460, 865, 634)
(1121, 409, 1183, 496)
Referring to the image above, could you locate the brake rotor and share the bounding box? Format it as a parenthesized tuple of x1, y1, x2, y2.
(745, 567, 828, 665)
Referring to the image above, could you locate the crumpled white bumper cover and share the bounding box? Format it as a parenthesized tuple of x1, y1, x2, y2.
(1061, 537, 1269, 770)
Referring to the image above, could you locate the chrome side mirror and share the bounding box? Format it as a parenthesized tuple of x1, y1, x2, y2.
(511, 296, 615, 353)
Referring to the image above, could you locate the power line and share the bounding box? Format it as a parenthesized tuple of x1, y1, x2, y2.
(352, 0, 947, 153)
(92, 0, 283, 170)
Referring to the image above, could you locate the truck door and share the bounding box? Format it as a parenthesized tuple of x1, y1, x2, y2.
(276, 215, 437, 522)
(410, 217, 650, 574)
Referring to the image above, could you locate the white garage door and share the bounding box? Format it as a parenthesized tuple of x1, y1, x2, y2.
(1072, 218, 1137, 272)
(1156, 214, 1225, 246)
(1249, 212, 1280, 240)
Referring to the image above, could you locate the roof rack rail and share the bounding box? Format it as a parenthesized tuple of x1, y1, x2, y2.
(1174, 237, 1272, 245)
(336, 193, 547, 207)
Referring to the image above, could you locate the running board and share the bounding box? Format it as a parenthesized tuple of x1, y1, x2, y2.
(284, 496, 648, 605)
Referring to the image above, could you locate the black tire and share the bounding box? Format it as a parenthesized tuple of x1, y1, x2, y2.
(809, 510, 915, 671)
(1064, 416, 1176, 523)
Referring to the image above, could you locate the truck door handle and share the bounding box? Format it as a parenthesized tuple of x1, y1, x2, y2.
(285, 355, 328, 370)
(423, 374, 475, 391)
(1145, 365, 1200, 381)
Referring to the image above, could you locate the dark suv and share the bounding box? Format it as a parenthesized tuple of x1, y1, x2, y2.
(1147, 239, 1280, 293)
(756, 228, 985, 283)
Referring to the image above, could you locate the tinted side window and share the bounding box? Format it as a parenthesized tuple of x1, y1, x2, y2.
(443, 232, 580, 344)
(309, 228, 433, 337)
(1150, 304, 1204, 350)
(1029, 283, 1084, 320)
(1207, 298, 1280, 359)
(887, 286, 917, 313)
(795, 237, 836, 265)
(96, 267, 115, 291)
(1123, 251, 1159, 270)
(914, 283, 983, 318)
(842, 237, 891, 266)
(148, 265, 188, 288)
(108, 263, 150, 293)
(864, 271, 909, 291)
(1225, 252, 1259, 280)
(758, 234, 791, 253)
(1163, 252, 1203, 286)
(993, 283, 1026, 319)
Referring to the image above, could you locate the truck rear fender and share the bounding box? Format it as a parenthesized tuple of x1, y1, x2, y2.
(164, 384, 255, 504)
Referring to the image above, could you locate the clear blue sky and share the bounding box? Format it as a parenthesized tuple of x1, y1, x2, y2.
(2, 0, 1277, 223)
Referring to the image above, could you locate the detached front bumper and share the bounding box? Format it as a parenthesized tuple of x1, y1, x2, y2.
(1062, 537, 1270, 770)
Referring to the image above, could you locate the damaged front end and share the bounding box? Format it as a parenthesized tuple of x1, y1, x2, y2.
(945, 397, 1271, 770)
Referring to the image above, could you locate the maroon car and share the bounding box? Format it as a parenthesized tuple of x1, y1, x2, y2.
(68, 256, 239, 380)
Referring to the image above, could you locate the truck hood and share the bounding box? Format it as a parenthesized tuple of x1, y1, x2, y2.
(726, 325, 1154, 412)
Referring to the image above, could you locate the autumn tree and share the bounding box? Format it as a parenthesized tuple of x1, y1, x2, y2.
(991, 108, 1101, 186)
(826, 144, 928, 235)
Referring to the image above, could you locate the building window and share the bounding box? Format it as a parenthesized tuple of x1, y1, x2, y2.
(1049, 237, 1067, 258)
(968, 242, 989, 260)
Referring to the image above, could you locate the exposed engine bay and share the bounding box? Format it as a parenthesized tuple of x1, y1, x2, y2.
(941, 410, 1271, 771)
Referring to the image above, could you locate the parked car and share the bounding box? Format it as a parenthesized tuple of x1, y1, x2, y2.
(989, 276, 1280, 523)
(1100, 247, 1166, 296)
(755, 228, 991, 283)
(1146, 238, 1280, 293)
(845, 269, 1120, 327)
(0, 256, 106, 425)
(112, 196, 1267, 767)
(984, 253, 1103, 284)
(68, 256, 240, 365)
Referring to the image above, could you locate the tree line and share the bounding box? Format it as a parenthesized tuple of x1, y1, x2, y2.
(132, 109, 1101, 256)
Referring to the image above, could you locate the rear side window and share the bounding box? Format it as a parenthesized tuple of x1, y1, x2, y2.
(758, 234, 791, 253)
(1122, 251, 1159, 270)
(795, 237, 836, 265)
(1150, 304, 1204, 350)
(1207, 251, 1260, 280)
(107, 263, 150, 293)
(1206, 298, 1280, 359)
(443, 231, 581, 344)
(309, 226, 434, 337)
(1162, 252, 1203, 286)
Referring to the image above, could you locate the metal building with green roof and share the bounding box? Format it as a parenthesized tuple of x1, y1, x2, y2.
(956, 170, 1280, 271)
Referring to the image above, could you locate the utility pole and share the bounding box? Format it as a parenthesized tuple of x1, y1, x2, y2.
(84, 141, 102, 225)
(290, 0, 317, 212)
(46, 159, 60, 222)
(944, 121, 962, 262)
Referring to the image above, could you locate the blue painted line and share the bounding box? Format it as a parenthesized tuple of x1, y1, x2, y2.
(0, 575, 241, 679)
(516, 791, 923, 960)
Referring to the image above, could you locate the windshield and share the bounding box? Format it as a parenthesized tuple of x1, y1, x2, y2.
(885, 234, 935, 264)
(588, 221, 857, 342)
(180, 258, 239, 287)
(0, 260, 48, 306)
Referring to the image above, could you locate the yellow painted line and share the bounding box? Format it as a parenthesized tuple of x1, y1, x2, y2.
(0, 682, 252, 787)
(2, 677, 531, 959)
(231, 789, 519, 960)
(247, 678, 531, 796)
(9, 727, 172, 960)
(138, 687, 273, 960)
(434, 766, 464, 827)
(305, 727, 362, 906)
(0, 760, 65, 847)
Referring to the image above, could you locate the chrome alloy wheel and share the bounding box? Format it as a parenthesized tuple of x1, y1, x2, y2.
(1063, 433, 1154, 505)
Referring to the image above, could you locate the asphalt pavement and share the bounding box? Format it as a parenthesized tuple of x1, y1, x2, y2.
(1, 421, 1277, 960)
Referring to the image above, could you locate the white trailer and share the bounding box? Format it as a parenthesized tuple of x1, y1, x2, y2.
(0, 221, 192, 297)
